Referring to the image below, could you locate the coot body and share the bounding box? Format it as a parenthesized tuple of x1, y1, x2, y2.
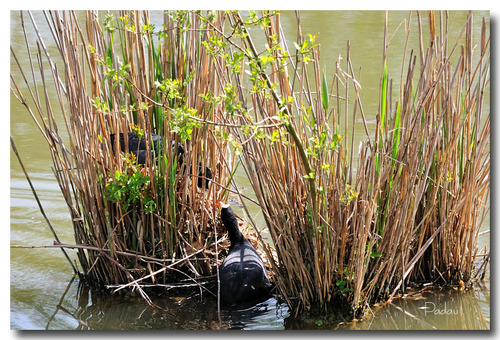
(109, 132, 211, 188)
(110, 132, 162, 165)
(218, 203, 271, 305)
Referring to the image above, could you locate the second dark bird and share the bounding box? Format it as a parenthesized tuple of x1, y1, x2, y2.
(110, 132, 212, 189)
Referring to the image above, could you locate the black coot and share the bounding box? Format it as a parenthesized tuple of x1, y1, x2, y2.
(110, 132, 162, 165)
(110, 132, 211, 188)
(217, 202, 271, 305)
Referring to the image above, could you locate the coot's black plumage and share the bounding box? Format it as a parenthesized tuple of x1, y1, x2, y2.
(110, 132, 163, 165)
(218, 202, 271, 305)
(110, 132, 211, 189)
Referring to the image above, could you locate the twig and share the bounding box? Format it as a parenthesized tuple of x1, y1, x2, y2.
(11, 241, 214, 264)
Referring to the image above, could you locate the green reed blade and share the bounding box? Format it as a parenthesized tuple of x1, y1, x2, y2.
(321, 68, 329, 111)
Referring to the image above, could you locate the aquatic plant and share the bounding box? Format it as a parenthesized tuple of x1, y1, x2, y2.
(11, 11, 237, 303)
(201, 10, 489, 317)
(11, 10, 489, 320)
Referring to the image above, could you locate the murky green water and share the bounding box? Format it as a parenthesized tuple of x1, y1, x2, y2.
(10, 10, 489, 330)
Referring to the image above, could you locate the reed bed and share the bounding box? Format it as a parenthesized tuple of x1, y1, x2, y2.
(12, 10, 489, 319)
(205, 10, 489, 317)
(11, 11, 237, 302)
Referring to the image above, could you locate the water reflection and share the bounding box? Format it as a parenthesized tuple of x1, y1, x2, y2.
(44, 278, 289, 330)
(38, 275, 489, 330)
(338, 283, 490, 330)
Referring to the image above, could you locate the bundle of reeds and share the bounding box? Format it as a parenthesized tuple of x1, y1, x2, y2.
(11, 10, 237, 300)
(361, 11, 490, 305)
(205, 10, 489, 317)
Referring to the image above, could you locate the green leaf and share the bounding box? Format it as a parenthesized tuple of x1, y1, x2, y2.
(391, 101, 402, 162)
(321, 69, 329, 111)
(303, 171, 315, 179)
(380, 59, 388, 131)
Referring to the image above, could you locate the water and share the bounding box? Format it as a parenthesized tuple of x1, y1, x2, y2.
(31, 277, 289, 330)
(10, 10, 490, 330)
